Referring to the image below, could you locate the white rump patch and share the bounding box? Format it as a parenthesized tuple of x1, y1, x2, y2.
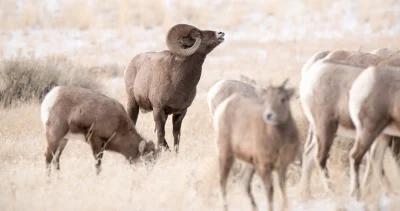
(349, 67, 376, 130)
(213, 95, 231, 130)
(40, 86, 61, 126)
(207, 80, 228, 117)
(299, 60, 327, 130)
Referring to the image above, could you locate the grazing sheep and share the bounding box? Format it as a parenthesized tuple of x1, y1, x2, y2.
(348, 56, 400, 198)
(41, 86, 156, 174)
(299, 50, 396, 196)
(124, 24, 225, 151)
(214, 80, 298, 211)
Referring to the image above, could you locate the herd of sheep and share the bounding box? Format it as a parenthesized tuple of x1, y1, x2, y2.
(39, 24, 400, 211)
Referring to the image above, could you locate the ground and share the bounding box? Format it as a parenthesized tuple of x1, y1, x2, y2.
(1, 1, 400, 210)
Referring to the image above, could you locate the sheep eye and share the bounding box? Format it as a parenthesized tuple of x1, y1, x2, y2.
(280, 98, 286, 103)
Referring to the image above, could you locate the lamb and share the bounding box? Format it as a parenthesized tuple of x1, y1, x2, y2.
(41, 86, 156, 174)
(299, 49, 396, 196)
(348, 55, 400, 198)
(214, 80, 298, 211)
(124, 24, 224, 151)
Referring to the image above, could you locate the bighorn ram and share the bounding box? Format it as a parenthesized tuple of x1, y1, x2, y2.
(348, 55, 400, 197)
(299, 49, 396, 196)
(214, 80, 298, 211)
(41, 86, 156, 174)
(124, 24, 224, 151)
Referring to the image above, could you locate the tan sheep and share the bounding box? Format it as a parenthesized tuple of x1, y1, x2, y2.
(348, 55, 400, 198)
(214, 80, 298, 211)
(299, 49, 397, 197)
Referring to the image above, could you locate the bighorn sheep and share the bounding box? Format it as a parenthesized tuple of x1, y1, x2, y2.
(348, 55, 400, 197)
(41, 86, 156, 174)
(214, 80, 298, 211)
(124, 24, 224, 151)
(207, 78, 257, 116)
(299, 49, 396, 196)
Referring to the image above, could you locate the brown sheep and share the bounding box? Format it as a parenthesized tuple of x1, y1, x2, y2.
(299, 50, 398, 197)
(124, 24, 225, 151)
(214, 80, 298, 211)
(41, 86, 156, 174)
(348, 55, 400, 198)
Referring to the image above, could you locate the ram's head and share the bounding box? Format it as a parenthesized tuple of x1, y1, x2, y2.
(166, 24, 224, 57)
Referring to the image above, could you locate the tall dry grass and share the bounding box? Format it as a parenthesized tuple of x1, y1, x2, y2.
(0, 57, 99, 107)
(1, 1, 400, 210)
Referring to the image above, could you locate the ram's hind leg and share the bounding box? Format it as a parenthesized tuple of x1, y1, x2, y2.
(127, 96, 139, 125)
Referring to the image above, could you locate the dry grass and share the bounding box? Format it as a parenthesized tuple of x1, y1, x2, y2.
(0, 57, 124, 107)
(1, 1, 400, 210)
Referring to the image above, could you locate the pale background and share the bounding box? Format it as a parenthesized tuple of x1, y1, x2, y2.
(1, 1, 400, 210)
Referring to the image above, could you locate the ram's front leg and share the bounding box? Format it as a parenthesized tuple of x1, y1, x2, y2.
(153, 108, 169, 150)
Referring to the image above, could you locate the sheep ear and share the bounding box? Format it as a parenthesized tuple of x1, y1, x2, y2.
(279, 78, 289, 89)
(139, 141, 146, 154)
(286, 88, 296, 98)
(255, 85, 266, 97)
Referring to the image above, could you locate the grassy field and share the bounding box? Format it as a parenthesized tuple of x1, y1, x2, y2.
(1, 1, 400, 210)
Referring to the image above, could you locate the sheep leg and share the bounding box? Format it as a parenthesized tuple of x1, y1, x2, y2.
(243, 167, 257, 210)
(53, 138, 68, 170)
(362, 136, 389, 188)
(153, 108, 169, 149)
(277, 166, 288, 211)
(45, 123, 68, 174)
(300, 130, 318, 198)
(315, 120, 337, 193)
(172, 109, 187, 152)
(350, 124, 385, 199)
(258, 164, 274, 211)
(127, 96, 139, 125)
(89, 136, 105, 175)
(219, 149, 234, 211)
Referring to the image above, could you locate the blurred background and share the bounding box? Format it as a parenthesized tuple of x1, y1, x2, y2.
(1, 0, 399, 63)
(1, 1, 400, 210)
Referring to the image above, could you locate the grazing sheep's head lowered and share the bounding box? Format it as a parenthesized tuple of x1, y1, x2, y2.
(166, 24, 224, 57)
(257, 79, 295, 125)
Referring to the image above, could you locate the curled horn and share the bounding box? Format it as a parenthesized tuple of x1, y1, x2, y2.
(166, 24, 202, 57)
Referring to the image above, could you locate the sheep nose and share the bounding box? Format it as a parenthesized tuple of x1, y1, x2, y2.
(217, 32, 225, 38)
(266, 113, 273, 120)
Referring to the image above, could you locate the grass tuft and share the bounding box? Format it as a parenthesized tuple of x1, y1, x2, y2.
(0, 57, 99, 107)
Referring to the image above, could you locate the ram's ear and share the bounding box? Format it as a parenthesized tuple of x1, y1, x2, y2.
(138, 140, 146, 155)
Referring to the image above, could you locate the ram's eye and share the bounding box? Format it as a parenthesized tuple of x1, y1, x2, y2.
(280, 97, 286, 103)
